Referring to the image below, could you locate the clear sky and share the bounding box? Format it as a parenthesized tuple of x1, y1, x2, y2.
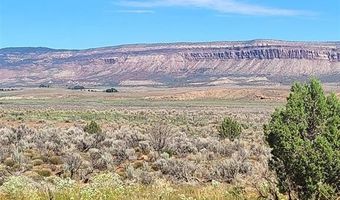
(0, 0, 339, 49)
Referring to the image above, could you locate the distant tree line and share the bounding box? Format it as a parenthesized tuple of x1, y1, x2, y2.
(0, 88, 18, 91)
(68, 85, 85, 90)
(39, 84, 50, 88)
(67, 85, 118, 93)
(36, 83, 119, 93)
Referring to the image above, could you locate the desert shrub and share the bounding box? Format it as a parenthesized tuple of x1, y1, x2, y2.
(126, 164, 136, 180)
(225, 185, 247, 200)
(64, 153, 83, 178)
(265, 79, 340, 199)
(217, 140, 235, 157)
(32, 159, 44, 166)
(195, 137, 219, 153)
(66, 126, 84, 136)
(4, 158, 15, 167)
(41, 129, 69, 154)
(140, 172, 153, 185)
(23, 171, 43, 182)
(0, 127, 14, 146)
(34, 168, 52, 177)
(194, 136, 234, 157)
(49, 156, 63, 165)
(218, 117, 242, 141)
(74, 134, 93, 152)
(160, 152, 170, 159)
(91, 131, 106, 145)
(125, 148, 137, 161)
(89, 148, 111, 170)
(213, 159, 239, 183)
(109, 140, 128, 164)
(84, 121, 102, 134)
(75, 127, 105, 152)
(212, 148, 251, 183)
(89, 148, 103, 169)
(168, 132, 198, 157)
(157, 159, 197, 182)
(198, 149, 216, 161)
(0, 167, 10, 186)
(138, 140, 151, 154)
(115, 128, 145, 148)
(148, 124, 174, 153)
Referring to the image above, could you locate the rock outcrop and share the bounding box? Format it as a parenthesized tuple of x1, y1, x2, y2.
(0, 40, 339, 86)
(184, 47, 340, 61)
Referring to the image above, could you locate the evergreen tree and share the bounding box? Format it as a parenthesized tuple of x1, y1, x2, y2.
(84, 121, 102, 134)
(264, 78, 340, 199)
(218, 117, 242, 141)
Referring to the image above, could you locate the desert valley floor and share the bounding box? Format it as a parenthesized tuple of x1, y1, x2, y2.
(0, 84, 339, 199)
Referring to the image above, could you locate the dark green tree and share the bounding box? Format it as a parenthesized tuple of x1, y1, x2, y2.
(218, 117, 242, 141)
(105, 88, 118, 93)
(84, 121, 102, 134)
(264, 78, 340, 200)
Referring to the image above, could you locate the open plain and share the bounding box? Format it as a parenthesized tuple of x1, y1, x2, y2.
(0, 84, 339, 199)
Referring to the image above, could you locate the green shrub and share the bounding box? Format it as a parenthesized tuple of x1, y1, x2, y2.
(49, 156, 63, 165)
(4, 158, 15, 167)
(225, 185, 246, 200)
(218, 117, 242, 141)
(34, 168, 52, 177)
(84, 121, 102, 134)
(265, 78, 340, 200)
(32, 159, 44, 166)
(23, 171, 43, 181)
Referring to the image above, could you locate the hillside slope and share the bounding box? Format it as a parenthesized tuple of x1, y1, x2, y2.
(1, 40, 340, 86)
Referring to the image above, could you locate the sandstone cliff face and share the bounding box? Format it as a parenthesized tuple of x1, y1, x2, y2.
(0, 40, 340, 86)
(184, 47, 340, 61)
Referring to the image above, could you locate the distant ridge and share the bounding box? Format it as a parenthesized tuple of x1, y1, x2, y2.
(1, 40, 340, 87)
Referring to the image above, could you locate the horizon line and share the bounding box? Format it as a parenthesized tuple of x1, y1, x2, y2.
(1, 39, 340, 51)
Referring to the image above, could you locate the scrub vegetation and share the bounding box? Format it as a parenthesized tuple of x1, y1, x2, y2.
(0, 80, 338, 199)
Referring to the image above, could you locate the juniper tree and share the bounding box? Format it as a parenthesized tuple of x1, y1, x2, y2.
(84, 121, 102, 134)
(265, 78, 339, 200)
(218, 117, 242, 141)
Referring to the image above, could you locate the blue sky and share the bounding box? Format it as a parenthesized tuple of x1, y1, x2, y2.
(0, 0, 339, 49)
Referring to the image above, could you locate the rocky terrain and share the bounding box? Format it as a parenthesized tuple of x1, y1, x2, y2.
(1, 40, 340, 87)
